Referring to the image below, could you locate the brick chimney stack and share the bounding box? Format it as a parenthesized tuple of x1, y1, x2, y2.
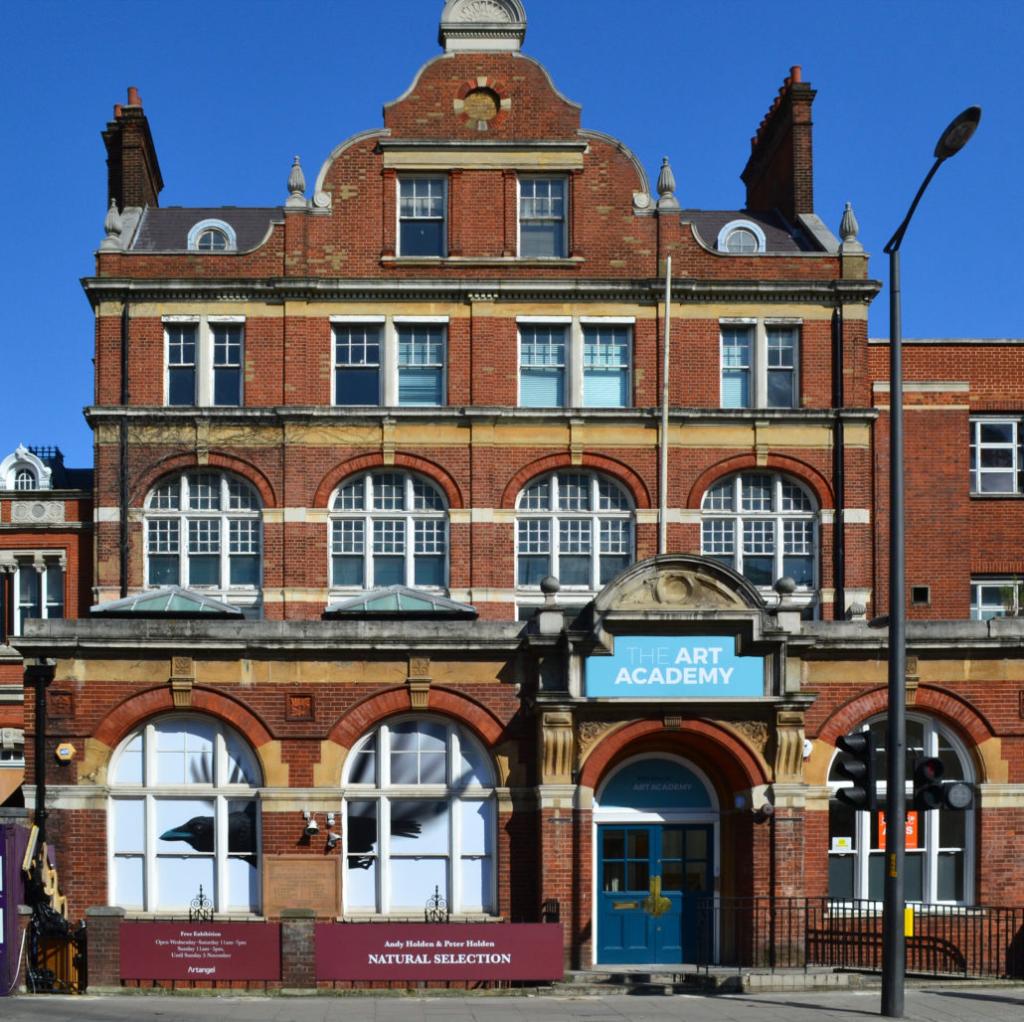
(102, 86, 164, 211)
(740, 67, 816, 221)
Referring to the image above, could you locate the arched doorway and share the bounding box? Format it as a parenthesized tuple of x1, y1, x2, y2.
(593, 754, 718, 965)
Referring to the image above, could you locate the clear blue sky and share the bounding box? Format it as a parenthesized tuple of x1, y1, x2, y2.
(2, 0, 1019, 467)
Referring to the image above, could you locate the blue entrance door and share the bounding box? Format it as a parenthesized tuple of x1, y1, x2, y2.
(597, 823, 713, 965)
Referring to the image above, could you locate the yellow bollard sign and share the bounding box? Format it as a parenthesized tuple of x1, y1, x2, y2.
(904, 905, 914, 937)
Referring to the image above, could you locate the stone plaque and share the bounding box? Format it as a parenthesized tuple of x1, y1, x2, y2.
(262, 854, 339, 918)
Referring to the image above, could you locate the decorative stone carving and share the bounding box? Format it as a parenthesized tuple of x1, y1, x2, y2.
(577, 719, 617, 760)
(839, 201, 863, 252)
(540, 710, 574, 784)
(450, 0, 513, 22)
(439, 0, 526, 53)
(656, 157, 680, 211)
(11, 501, 65, 524)
(407, 655, 432, 709)
(905, 655, 919, 705)
(774, 709, 805, 782)
(731, 719, 769, 753)
(612, 568, 746, 611)
(169, 656, 195, 708)
(100, 198, 123, 251)
(286, 156, 306, 208)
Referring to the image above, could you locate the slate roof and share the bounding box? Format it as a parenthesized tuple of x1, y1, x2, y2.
(131, 207, 282, 252)
(681, 210, 815, 253)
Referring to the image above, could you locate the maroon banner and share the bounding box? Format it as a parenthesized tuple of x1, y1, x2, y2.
(120, 922, 281, 981)
(315, 923, 563, 981)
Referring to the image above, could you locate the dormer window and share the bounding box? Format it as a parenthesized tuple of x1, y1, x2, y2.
(197, 228, 228, 251)
(187, 219, 237, 252)
(14, 467, 37, 491)
(0, 445, 52, 491)
(717, 219, 767, 254)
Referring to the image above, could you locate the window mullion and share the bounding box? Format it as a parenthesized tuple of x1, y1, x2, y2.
(215, 796, 227, 912)
(380, 795, 391, 915)
(145, 792, 156, 912)
(451, 794, 461, 914)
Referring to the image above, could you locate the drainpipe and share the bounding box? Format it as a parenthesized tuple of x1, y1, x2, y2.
(831, 302, 845, 619)
(119, 300, 130, 598)
(659, 256, 672, 555)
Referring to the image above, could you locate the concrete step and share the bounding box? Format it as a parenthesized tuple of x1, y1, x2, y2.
(553, 967, 865, 995)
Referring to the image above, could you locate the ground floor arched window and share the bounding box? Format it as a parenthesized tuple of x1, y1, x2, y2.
(341, 716, 496, 916)
(108, 714, 262, 913)
(827, 714, 974, 904)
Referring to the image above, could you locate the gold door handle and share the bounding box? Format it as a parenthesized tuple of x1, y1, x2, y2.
(611, 900, 639, 910)
(643, 875, 671, 918)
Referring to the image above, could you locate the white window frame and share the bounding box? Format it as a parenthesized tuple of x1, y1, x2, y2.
(515, 470, 634, 599)
(517, 175, 568, 259)
(143, 472, 262, 607)
(517, 317, 633, 409)
(970, 577, 1023, 620)
(187, 218, 238, 252)
(108, 715, 262, 915)
(0, 728, 25, 767)
(163, 315, 245, 407)
(329, 471, 449, 593)
(716, 219, 767, 253)
(8, 554, 65, 634)
(969, 417, 1022, 494)
(341, 716, 497, 917)
(700, 471, 817, 609)
(719, 319, 800, 409)
(333, 318, 386, 407)
(827, 714, 975, 906)
(397, 176, 447, 258)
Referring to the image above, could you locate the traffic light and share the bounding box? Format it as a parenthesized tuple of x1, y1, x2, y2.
(835, 731, 877, 811)
(913, 758, 975, 811)
(913, 757, 945, 811)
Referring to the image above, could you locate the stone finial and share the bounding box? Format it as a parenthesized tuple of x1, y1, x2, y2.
(656, 157, 679, 210)
(286, 155, 307, 208)
(439, 0, 526, 53)
(99, 197, 123, 250)
(839, 201, 863, 252)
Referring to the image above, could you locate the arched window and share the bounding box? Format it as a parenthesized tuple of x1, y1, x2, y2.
(700, 471, 817, 604)
(197, 228, 228, 251)
(187, 218, 237, 252)
(516, 471, 634, 595)
(109, 715, 262, 913)
(329, 471, 448, 590)
(144, 472, 262, 604)
(342, 717, 496, 915)
(14, 466, 37, 490)
(716, 219, 767, 254)
(828, 715, 974, 904)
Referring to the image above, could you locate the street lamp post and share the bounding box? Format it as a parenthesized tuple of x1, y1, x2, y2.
(880, 105, 980, 1020)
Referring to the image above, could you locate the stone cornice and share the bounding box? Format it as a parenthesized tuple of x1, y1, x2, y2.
(81, 276, 882, 308)
(83, 405, 880, 428)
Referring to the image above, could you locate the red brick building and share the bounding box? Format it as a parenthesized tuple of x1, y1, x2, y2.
(11, 0, 1024, 987)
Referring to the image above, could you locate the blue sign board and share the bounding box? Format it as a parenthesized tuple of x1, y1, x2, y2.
(600, 758, 712, 810)
(586, 635, 765, 698)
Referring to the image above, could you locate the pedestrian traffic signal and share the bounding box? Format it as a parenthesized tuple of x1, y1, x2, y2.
(912, 757, 945, 811)
(912, 758, 974, 811)
(835, 731, 877, 811)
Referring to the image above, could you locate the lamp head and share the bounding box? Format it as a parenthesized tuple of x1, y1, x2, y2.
(934, 106, 981, 160)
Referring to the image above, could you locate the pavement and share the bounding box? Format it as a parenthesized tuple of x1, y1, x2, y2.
(2, 987, 1024, 1022)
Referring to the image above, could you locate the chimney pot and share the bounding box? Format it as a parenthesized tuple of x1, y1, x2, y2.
(113, 104, 122, 119)
(790, 65, 802, 82)
(127, 86, 141, 107)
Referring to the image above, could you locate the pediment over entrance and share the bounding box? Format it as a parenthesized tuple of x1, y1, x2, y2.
(594, 555, 765, 615)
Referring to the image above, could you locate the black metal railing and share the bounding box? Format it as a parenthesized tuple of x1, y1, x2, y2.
(696, 897, 1024, 980)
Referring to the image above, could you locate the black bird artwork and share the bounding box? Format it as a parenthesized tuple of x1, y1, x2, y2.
(159, 805, 257, 867)
(346, 802, 445, 869)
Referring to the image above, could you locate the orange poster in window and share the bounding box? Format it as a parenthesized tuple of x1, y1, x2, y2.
(878, 811, 919, 849)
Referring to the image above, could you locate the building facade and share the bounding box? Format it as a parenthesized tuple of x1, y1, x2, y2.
(11, 0, 1024, 986)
